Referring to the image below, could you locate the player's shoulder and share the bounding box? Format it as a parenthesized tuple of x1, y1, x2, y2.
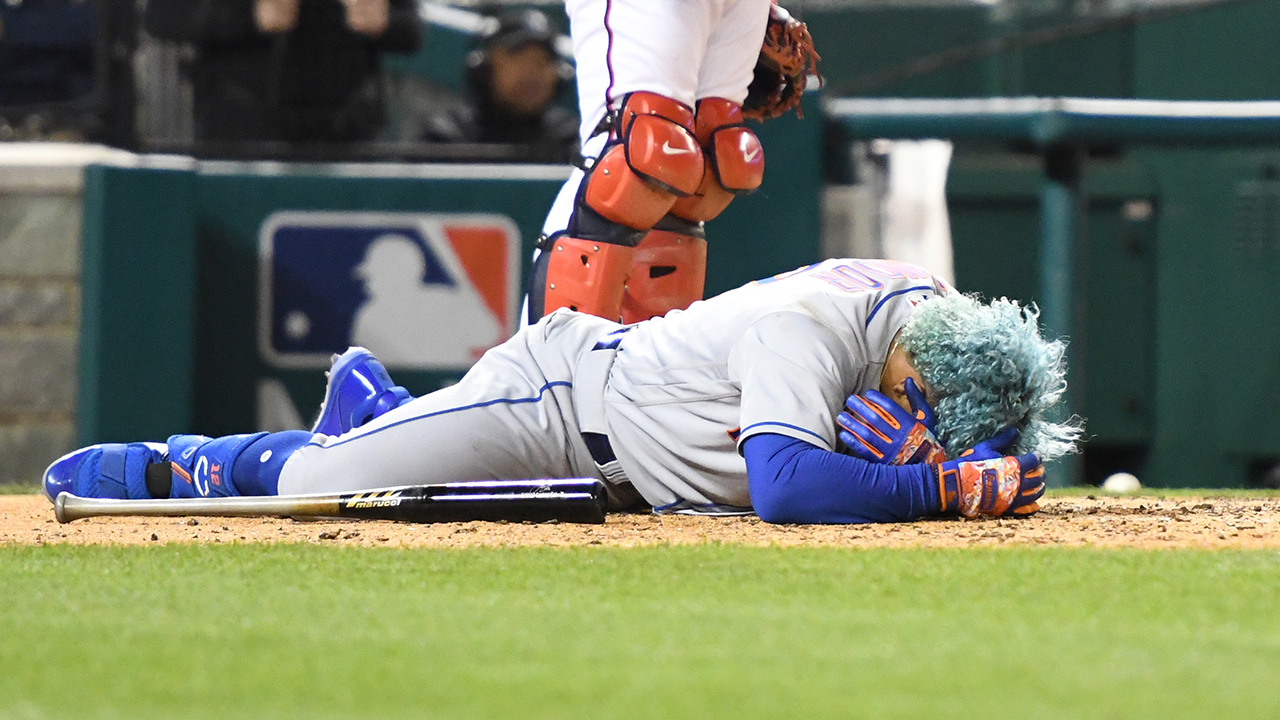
(743, 259, 947, 305)
(807, 258, 944, 291)
(702, 259, 950, 329)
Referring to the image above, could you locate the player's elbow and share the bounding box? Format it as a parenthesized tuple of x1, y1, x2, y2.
(749, 483, 809, 525)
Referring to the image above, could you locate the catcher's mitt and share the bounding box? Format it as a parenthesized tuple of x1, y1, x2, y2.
(743, 3, 821, 121)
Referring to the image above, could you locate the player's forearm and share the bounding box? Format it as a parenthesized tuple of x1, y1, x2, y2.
(743, 434, 939, 524)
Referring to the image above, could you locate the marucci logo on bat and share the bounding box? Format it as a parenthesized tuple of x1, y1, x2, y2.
(342, 490, 406, 509)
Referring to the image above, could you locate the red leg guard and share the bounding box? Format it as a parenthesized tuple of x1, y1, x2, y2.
(582, 92, 704, 231)
(709, 125, 764, 193)
(620, 230, 708, 323)
(670, 174, 736, 222)
(543, 237, 635, 321)
(543, 93, 707, 322)
(585, 144, 685, 230)
(668, 98, 763, 223)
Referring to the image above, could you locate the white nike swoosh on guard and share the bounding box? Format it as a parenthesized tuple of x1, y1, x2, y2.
(745, 147, 761, 162)
(662, 141, 693, 155)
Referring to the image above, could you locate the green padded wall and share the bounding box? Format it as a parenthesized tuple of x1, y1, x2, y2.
(1137, 147, 1280, 487)
(79, 165, 199, 445)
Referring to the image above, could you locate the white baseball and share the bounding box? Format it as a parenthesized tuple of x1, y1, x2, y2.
(1101, 472, 1142, 494)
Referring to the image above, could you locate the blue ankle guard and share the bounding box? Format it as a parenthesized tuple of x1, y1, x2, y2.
(167, 431, 313, 498)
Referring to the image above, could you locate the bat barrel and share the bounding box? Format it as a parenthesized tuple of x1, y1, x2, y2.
(55, 493, 339, 523)
(53, 479, 610, 525)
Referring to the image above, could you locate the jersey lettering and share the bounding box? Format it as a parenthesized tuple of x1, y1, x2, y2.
(855, 259, 933, 281)
(814, 264, 883, 292)
(768, 259, 936, 294)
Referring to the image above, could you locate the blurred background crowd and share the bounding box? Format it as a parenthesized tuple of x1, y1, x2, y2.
(0, 0, 582, 162)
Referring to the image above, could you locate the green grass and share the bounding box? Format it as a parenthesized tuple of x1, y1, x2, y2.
(2, 545, 1278, 719)
(0, 482, 38, 495)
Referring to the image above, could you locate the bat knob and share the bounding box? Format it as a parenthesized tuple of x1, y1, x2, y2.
(54, 492, 75, 524)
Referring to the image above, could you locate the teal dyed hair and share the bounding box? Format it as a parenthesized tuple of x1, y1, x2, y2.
(897, 294, 1082, 460)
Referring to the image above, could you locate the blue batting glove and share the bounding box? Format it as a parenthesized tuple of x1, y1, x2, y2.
(957, 427, 1020, 463)
(837, 378, 946, 465)
(934, 451, 1046, 518)
(902, 378, 937, 433)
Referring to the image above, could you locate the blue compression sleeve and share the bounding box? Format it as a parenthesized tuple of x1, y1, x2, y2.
(743, 433, 941, 524)
(229, 431, 314, 496)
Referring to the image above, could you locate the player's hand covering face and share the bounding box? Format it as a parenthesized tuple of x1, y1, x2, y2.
(838, 378, 946, 465)
(838, 383, 1046, 518)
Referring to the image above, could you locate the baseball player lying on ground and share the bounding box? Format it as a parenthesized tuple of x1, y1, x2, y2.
(43, 258, 1081, 524)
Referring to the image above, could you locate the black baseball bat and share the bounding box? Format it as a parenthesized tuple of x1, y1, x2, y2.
(54, 479, 609, 525)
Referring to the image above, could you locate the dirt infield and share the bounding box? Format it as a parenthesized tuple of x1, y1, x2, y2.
(2, 493, 1278, 549)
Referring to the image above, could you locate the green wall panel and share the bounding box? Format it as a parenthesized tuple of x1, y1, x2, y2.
(803, 7, 993, 98)
(1134, 0, 1280, 100)
(798, 0, 1280, 102)
(1019, 24, 1134, 99)
(946, 150, 1159, 483)
(707, 94, 823, 297)
(1136, 148, 1280, 487)
(79, 165, 199, 445)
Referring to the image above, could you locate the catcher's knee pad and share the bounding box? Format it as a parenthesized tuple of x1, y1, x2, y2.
(670, 98, 765, 223)
(620, 225, 708, 324)
(582, 92, 704, 231)
(527, 235, 636, 322)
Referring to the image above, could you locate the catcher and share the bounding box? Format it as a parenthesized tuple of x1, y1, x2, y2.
(526, 0, 820, 325)
(44, 259, 1080, 524)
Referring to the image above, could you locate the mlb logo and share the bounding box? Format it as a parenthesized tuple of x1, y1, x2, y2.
(259, 211, 521, 369)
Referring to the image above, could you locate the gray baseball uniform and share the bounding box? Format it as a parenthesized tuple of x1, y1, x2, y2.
(277, 259, 950, 512)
